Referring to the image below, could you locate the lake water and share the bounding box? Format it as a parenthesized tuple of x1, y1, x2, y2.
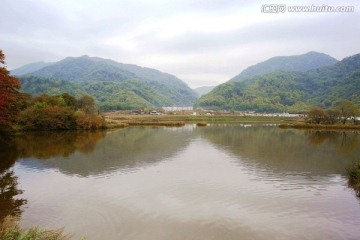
(1, 125, 360, 239)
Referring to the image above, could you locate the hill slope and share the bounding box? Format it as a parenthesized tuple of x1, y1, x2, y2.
(229, 51, 338, 82)
(14, 56, 197, 110)
(325, 70, 360, 105)
(195, 53, 360, 112)
(20, 75, 87, 97)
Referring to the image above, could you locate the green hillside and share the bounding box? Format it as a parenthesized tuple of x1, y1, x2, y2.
(82, 79, 181, 110)
(14, 56, 197, 110)
(230, 51, 338, 82)
(325, 70, 360, 105)
(20, 75, 87, 97)
(27, 56, 136, 82)
(196, 53, 360, 112)
(19, 76, 197, 110)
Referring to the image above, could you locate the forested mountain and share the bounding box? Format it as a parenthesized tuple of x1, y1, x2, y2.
(20, 76, 87, 97)
(194, 86, 215, 97)
(13, 56, 197, 110)
(229, 51, 338, 82)
(325, 70, 360, 105)
(195, 53, 360, 113)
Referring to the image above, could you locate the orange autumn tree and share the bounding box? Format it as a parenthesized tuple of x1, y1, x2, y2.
(0, 50, 21, 130)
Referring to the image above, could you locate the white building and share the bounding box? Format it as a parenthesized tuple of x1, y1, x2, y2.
(162, 106, 193, 112)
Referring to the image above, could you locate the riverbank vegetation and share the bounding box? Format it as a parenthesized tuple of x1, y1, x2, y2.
(279, 99, 360, 130)
(0, 216, 69, 240)
(16, 93, 105, 131)
(306, 100, 359, 125)
(348, 162, 360, 197)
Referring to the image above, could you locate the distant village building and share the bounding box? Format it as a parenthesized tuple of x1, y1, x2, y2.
(150, 110, 159, 115)
(162, 106, 193, 112)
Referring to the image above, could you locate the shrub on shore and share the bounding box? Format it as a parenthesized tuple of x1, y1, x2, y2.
(0, 216, 70, 240)
(16, 94, 105, 130)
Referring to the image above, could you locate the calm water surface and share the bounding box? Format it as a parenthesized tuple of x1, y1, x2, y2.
(1, 125, 360, 239)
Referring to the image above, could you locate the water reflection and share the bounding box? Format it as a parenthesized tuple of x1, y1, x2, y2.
(4, 126, 360, 179)
(15, 131, 106, 159)
(306, 130, 359, 156)
(4, 125, 360, 239)
(15, 127, 193, 177)
(0, 134, 27, 223)
(0, 169, 27, 222)
(197, 126, 360, 176)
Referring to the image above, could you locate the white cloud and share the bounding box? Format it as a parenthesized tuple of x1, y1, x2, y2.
(1, 0, 359, 88)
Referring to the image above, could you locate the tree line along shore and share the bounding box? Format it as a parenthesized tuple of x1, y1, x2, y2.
(279, 99, 360, 130)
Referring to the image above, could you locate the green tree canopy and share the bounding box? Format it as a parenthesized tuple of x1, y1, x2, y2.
(333, 99, 359, 124)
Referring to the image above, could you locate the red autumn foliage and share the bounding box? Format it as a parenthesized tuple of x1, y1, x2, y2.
(0, 50, 21, 129)
(0, 50, 105, 131)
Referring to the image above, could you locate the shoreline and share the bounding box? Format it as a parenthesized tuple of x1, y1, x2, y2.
(6, 115, 360, 131)
(104, 113, 299, 128)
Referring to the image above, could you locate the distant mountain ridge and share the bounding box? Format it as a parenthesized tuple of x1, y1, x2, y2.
(193, 86, 215, 97)
(230, 51, 338, 82)
(13, 55, 198, 110)
(195, 53, 360, 112)
(11, 61, 54, 76)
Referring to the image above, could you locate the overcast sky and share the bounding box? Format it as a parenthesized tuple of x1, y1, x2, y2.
(1, 0, 360, 88)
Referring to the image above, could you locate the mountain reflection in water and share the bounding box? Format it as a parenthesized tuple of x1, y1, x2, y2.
(1, 125, 360, 240)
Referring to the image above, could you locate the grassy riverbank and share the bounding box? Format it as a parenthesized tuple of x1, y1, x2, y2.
(0, 217, 71, 240)
(104, 112, 299, 128)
